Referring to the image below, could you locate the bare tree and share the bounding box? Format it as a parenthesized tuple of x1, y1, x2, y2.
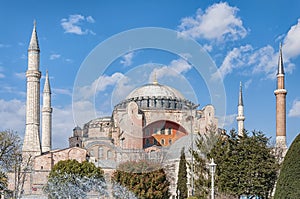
(0, 130, 32, 199)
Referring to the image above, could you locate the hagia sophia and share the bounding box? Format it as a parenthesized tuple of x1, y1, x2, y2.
(8, 23, 288, 198)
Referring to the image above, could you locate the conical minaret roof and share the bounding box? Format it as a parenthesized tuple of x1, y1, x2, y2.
(43, 70, 51, 93)
(28, 20, 40, 51)
(277, 43, 284, 75)
(238, 81, 243, 106)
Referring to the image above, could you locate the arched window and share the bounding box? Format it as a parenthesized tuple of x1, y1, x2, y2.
(146, 138, 150, 146)
(107, 150, 112, 159)
(161, 139, 165, 145)
(169, 139, 172, 145)
(168, 128, 172, 135)
(98, 147, 103, 159)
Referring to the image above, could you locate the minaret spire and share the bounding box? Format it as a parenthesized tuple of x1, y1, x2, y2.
(28, 20, 40, 52)
(238, 81, 243, 106)
(23, 21, 42, 157)
(277, 43, 284, 75)
(42, 70, 52, 153)
(237, 81, 245, 136)
(274, 43, 287, 159)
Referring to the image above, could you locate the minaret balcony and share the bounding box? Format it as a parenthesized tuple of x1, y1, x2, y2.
(274, 89, 287, 95)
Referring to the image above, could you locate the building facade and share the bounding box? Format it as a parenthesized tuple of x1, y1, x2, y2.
(8, 23, 289, 199)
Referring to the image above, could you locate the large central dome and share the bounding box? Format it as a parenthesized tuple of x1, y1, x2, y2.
(126, 82, 185, 100)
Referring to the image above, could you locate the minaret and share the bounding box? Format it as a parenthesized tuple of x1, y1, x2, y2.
(42, 70, 52, 153)
(274, 44, 287, 153)
(22, 21, 42, 157)
(236, 82, 245, 136)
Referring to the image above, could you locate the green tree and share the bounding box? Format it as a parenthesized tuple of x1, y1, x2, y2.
(177, 148, 188, 199)
(210, 130, 278, 198)
(274, 133, 300, 198)
(44, 159, 106, 198)
(112, 160, 170, 199)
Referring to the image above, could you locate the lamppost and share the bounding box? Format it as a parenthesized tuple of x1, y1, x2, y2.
(209, 158, 217, 199)
(120, 137, 125, 162)
(177, 189, 180, 199)
(186, 102, 199, 196)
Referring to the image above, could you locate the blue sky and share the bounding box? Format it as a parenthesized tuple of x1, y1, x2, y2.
(0, 0, 299, 148)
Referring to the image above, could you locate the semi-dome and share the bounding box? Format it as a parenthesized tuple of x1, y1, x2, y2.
(126, 82, 185, 100)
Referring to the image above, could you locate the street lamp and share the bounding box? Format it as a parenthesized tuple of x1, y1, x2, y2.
(177, 189, 180, 199)
(120, 137, 125, 162)
(186, 102, 199, 196)
(209, 158, 217, 199)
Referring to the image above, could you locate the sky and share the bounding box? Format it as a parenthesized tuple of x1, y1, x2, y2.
(0, 0, 300, 149)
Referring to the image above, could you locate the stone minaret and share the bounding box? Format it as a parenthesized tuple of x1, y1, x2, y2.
(42, 71, 52, 153)
(274, 44, 287, 152)
(236, 82, 245, 136)
(22, 21, 42, 157)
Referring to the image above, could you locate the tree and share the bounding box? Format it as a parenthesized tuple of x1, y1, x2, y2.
(0, 130, 22, 171)
(190, 123, 220, 198)
(44, 159, 107, 198)
(274, 133, 300, 198)
(0, 171, 7, 196)
(177, 147, 188, 199)
(210, 130, 278, 198)
(0, 130, 25, 198)
(112, 160, 170, 199)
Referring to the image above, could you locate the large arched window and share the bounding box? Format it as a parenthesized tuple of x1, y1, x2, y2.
(98, 147, 103, 159)
(107, 150, 112, 160)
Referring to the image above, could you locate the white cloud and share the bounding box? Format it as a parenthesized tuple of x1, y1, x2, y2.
(120, 52, 134, 66)
(52, 88, 72, 96)
(72, 100, 101, 128)
(223, 113, 237, 129)
(149, 58, 192, 82)
(18, 42, 25, 46)
(244, 79, 252, 90)
(288, 100, 300, 117)
(283, 18, 300, 59)
(213, 43, 296, 80)
(251, 45, 294, 78)
(0, 43, 10, 48)
(1, 86, 26, 97)
(61, 14, 96, 35)
(86, 16, 95, 23)
(65, 58, 73, 63)
(0, 73, 5, 78)
(0, 99, 26, 136)
(77, 72, 125, 100)
(250, 45, 278, 77)
(212, 45, 252, 80)
(52, 105, 75, 148)
(0, 98, 80, 149)
(14, 72, 26, 79)
(50, 54, 61, 60)
(178, 2, 247, 41)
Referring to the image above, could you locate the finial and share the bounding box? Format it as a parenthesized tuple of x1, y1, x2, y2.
(153, 71, 158, 85)
(34, 19, 36, 27)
